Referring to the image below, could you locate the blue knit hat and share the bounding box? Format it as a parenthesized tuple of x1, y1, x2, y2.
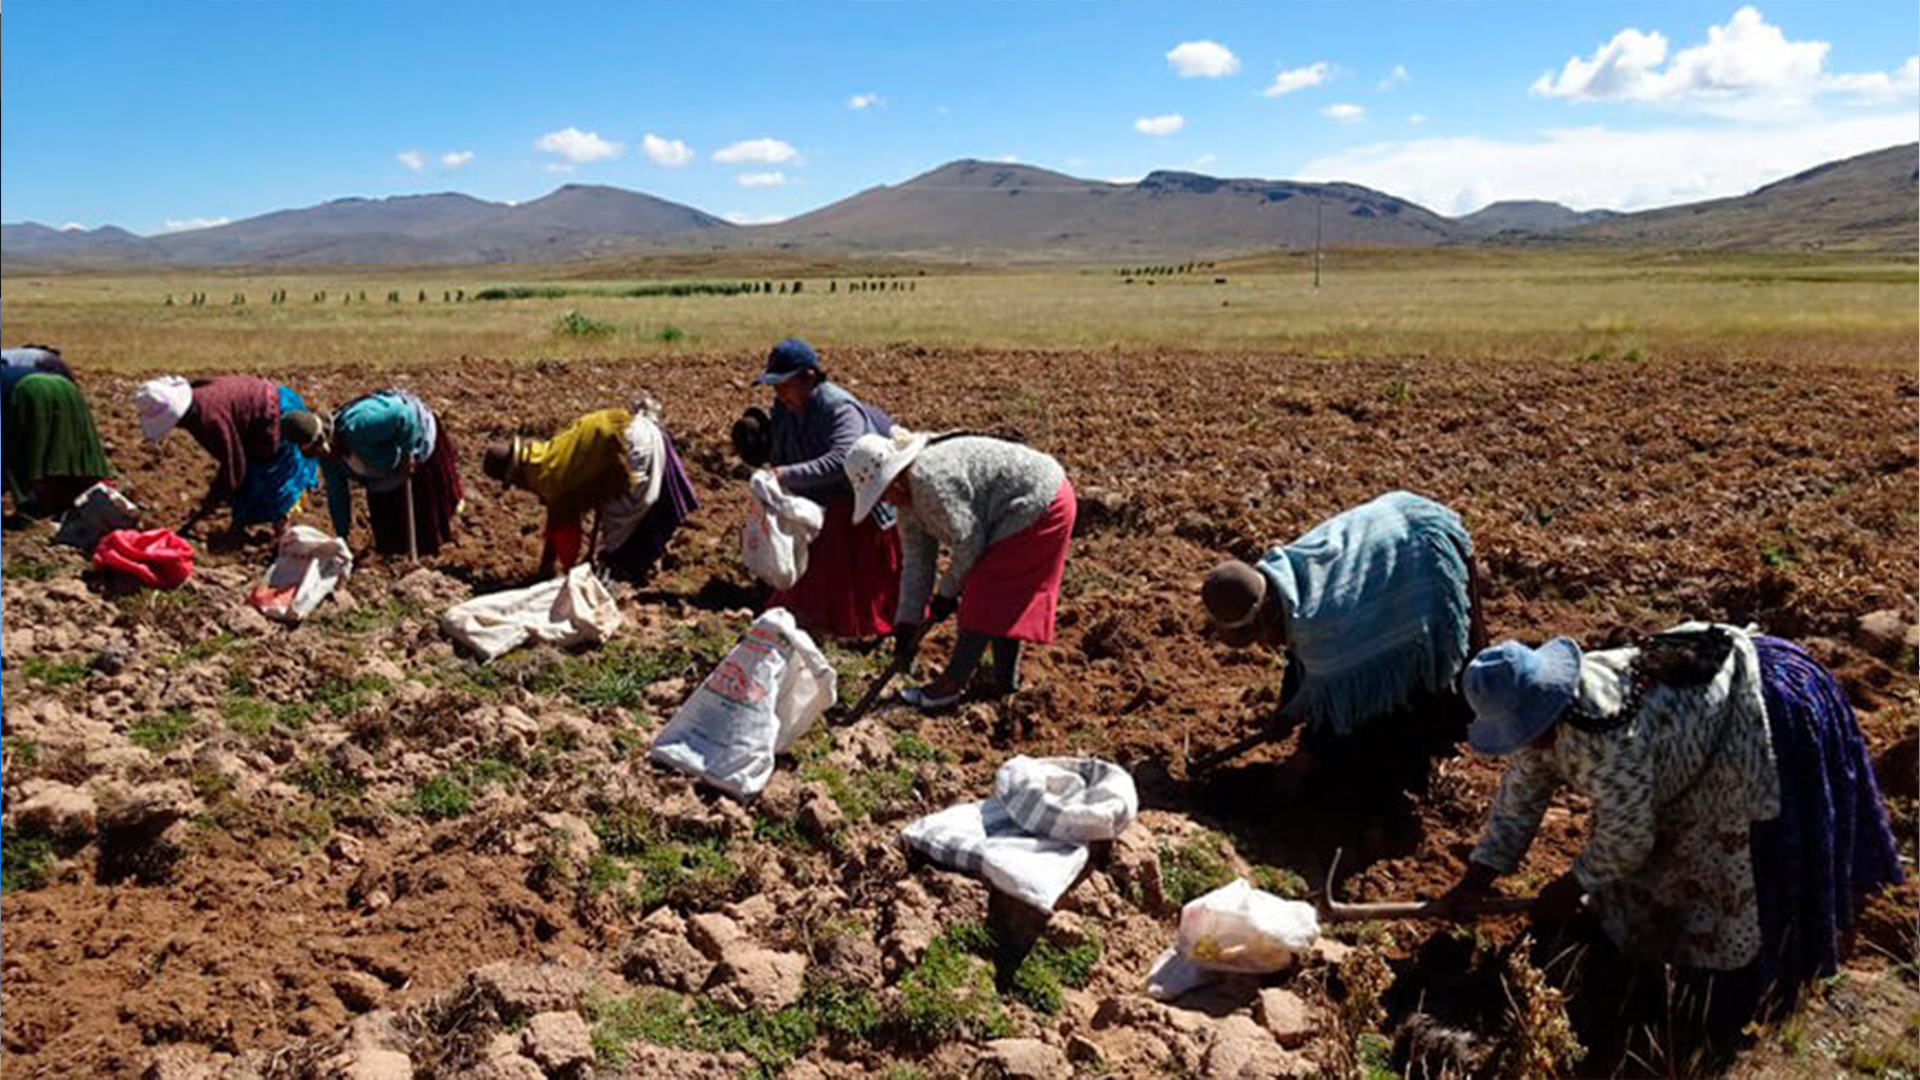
(757, 338, 821, 384)
(1463, 638, 1582, 755)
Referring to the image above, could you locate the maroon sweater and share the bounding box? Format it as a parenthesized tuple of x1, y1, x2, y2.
(180, 375, 280, 502)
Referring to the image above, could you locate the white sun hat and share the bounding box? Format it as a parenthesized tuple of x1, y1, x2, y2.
(134, 376, 193, 441)
(845, 427, 929, 524)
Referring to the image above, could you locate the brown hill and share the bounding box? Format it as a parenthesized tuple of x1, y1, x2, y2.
(1566, 143, 1918, 253)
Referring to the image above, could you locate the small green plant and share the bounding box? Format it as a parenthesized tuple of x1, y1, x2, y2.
(533, 643, 679, 709)
(654, 324, 687, 343)
(1159, 832, 1237, 907)
(21, 657, 89, 686)
(554, 309, 617, 338)
(1760, 526, 1804, 570)
(314, 673, 392, 717)
(0, 826, 55, 892)
(807, 982, 881, 1039)
(167, 631, 238, 667)
(129, 709, 196, 752)
(1251, 864, 1309, 899)
(1357, 1032, 1396, 1080)
(407, 757, 518, 820)
(896, 925, 1010, 1043)
(690, 997, 817, 1078)
(1008, 930, 1102, 1014)
(222, 695, 278, 742)
(892, 731, 946, 763)
(289, 758, 362, 800)
(2, 557, 58, 582)
(1379, 378, 1414, 405)
(801, 761, 918, 823)
(2, 737, 41, 771)
(585, 988, 691, 1066)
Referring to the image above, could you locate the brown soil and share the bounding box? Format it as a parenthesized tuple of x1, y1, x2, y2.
(3, 348, 1914, 1079)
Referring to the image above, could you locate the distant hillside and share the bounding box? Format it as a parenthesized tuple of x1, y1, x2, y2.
(1454, 200, 1622, 238)
(754, 159, 1456, 258)
(5, 145, 1914, 265)
(3, 186, 731, 265)
(1566, 143, 1918, 253)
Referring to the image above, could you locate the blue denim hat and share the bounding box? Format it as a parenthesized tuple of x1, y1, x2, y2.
(1464, 638, 1582, 755)
(757, 337, 821, 384)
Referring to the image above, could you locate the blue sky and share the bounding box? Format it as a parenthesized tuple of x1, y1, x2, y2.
(2, 1, 1915, 233)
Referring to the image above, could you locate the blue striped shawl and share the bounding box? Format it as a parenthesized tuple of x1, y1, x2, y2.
(1260, 491, 1473, 738)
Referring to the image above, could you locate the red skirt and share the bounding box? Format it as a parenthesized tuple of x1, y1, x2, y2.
(959, 478, 1076, 644)
(772, 493, 900, 639)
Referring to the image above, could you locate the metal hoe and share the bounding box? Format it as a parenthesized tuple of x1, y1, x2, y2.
(1320, 848, 1533, 923)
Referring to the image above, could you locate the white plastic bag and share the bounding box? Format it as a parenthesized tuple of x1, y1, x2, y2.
(1176, 879, 1319, 973)
(741, 470, 824, 591)
(649, 608, 836, 799)
(53, 482, 140, 555)
(249, 525, 352, 622)
(441, 564, 624, 662)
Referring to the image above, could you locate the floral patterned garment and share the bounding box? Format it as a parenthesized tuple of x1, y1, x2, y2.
(1471, 624, 1782, 970)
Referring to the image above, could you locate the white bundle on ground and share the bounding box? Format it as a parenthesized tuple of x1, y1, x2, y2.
(441, 564, 624, 662)
(902, 755, 1137, 911)
(249, 525, 353, 622)
(53, 483, 140, 555)
(741, 469, 824, 590)
(649, 608, 836, 799)
(1146, 879, 1321, 1000)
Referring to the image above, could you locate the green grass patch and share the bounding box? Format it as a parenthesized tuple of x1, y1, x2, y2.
(590, 806, 738, 910)
(21, 657, 89, 686)
(2, 736, 41, 771)
(896, 924, 1010, 1043)
(1251, 864, 1310, 899)
(532, 642, 681, 710)
(1007, 930, 1102, 1015)
(312, 673, 392, 717)
(892, 731, 947, 764)
(405, 756, 518, 820)
(585, 988, 692, 1066)
(690, 997, 816, 1078)
(222, 695, 278, 742)
(2, 556, 59, 582)
(128, 709, 196, 752)
(807, 982, 881, 1040)
(1357, 1031, 1396, 1080)
(166, 631, 238, 668)
(553, 309, 617, 338)
(321, 598, 415, 635)
(800, 761, 919, 823)
(1159, 831, 1237, 907)
(289, 757, 362, 800)
(0, 826, 55, 892)
(653, 324, 688, 344)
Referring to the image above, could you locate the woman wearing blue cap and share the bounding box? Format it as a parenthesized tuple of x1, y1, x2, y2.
(740, 337, 901, 640)
(1436, 624, 1901, 1027)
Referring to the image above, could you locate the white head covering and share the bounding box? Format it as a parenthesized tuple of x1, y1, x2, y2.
(134, 376, 193, 441)
(845, 427, 929, 524)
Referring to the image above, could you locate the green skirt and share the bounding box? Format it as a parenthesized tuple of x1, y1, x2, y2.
(4, 374, 114, 508)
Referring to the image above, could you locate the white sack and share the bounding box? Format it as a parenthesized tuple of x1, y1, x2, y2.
(648, 608, 836, 799)
(1176, 879, 1319, 973)
(249, 525, 353, 622)
(901, 798, 1091, 912)
(1146, 947, 1223, 1001)
(53, 482, 140, 554)
(740, 469, 824, 591)
(993, 756, 1138, 843)
(441, 563, 624, 662)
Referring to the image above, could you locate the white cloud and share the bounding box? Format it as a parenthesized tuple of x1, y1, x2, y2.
(847, 92, 885, 110)
(1322, 103, 1366, 123)
(641, 133, 695, 167)
(1135, 113, 1186, 136)
(994, 154, 1021, 163)
(1378, 64, 1410, 90)
(1531, 7, 1915, 118)
(535, 126, 623, 164)
(440, 150, 475, 168)
(157, 216, 230, 234)
(1297, 111, 1917, 215)
(737, 171, 788, 188)
(713, 138, 800, 165)
(1408, 113, 1429, 125)
(60, 222, 88, 232)
(724, 211, 788, 225)
(1264, 61, 1332, 97)
(1167, 40, 1240, 78)
(1192, 152, 1219, 168)
(397, 149, 426, 172)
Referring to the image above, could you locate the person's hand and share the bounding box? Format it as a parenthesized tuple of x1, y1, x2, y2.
(1530, 871, 1585, 923)
(892, 622, 924, 667)
(1427, 862, 1498, 920)
(929, 594, 959, 624)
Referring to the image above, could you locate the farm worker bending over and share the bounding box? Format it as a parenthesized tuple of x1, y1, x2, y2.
(134, 374, 319, 536)
(736, 337, 901, 640)
(1432, 627, 1900, 1037)
(4, 350, 113, 518)
(1201, 490, 1485, 794)
(281, 389, 462, 557)
(480, 396, 698, 580)
(845, 429, 1077, 710)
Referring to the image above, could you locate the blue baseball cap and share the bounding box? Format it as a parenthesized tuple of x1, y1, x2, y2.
(1463, 638, 1582, 755)
(757, 338, 821, 385)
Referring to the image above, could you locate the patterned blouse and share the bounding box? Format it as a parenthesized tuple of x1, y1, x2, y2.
(1470, 624, 1781, 970)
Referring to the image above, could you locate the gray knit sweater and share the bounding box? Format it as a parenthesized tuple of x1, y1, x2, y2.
(895, 436, 1066, 625)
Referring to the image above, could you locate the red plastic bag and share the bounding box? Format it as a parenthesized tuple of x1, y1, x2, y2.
(92, 528, 195, 589)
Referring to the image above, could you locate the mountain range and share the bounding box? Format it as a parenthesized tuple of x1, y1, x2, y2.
(5, 143, 1912, 266)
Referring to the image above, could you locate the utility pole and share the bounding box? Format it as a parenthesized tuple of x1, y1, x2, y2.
(1313, 192, 1323, 289)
